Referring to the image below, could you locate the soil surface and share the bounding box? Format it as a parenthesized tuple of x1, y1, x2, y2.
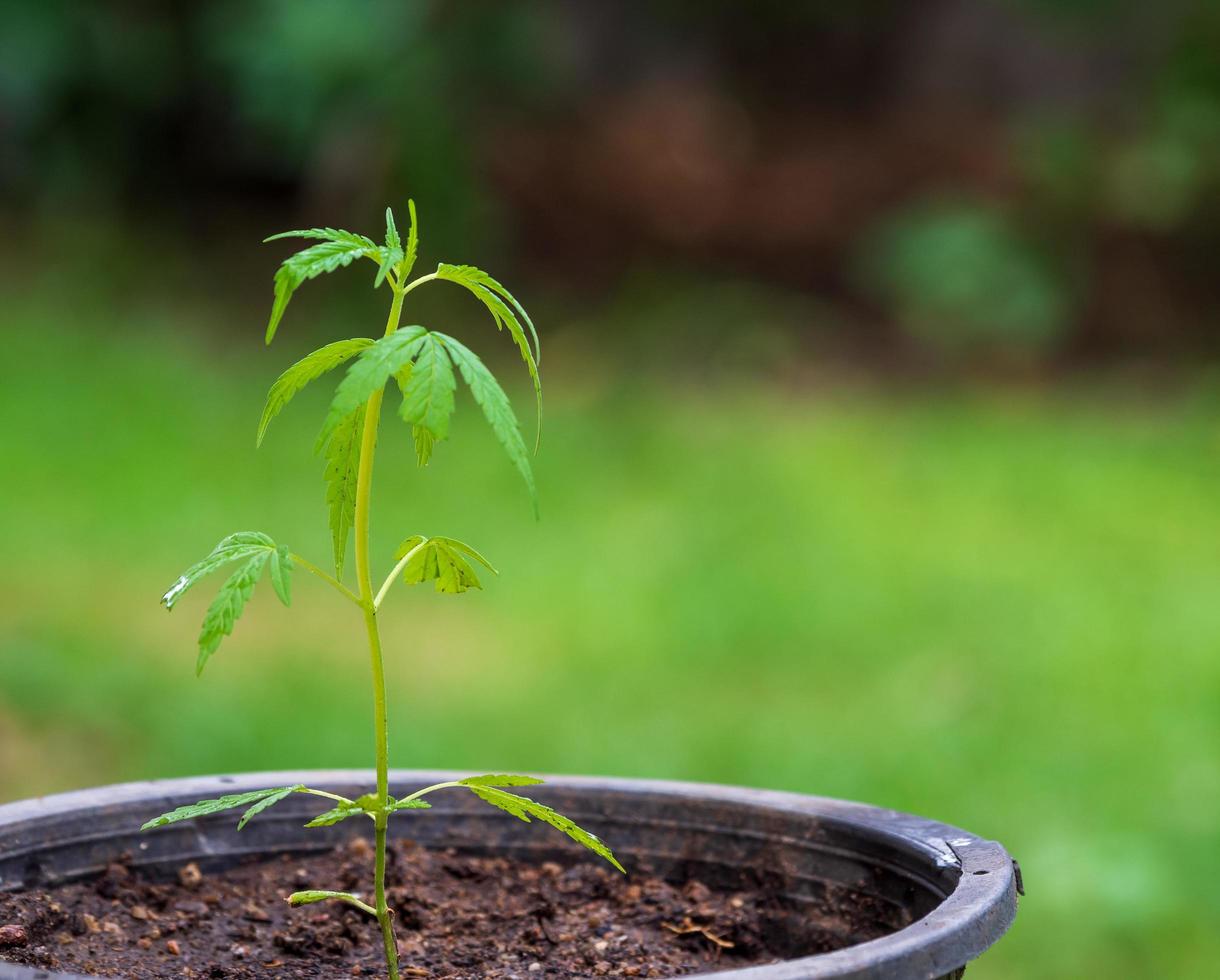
(0, 838, 874, 978)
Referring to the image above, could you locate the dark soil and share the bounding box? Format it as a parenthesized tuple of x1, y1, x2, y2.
(0, 838, 871, 978)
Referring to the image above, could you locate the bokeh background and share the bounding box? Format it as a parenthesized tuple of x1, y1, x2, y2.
(2, 2, 1219, 977)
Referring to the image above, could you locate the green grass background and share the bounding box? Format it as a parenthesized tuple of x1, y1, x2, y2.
(1, 291, 1218, 979)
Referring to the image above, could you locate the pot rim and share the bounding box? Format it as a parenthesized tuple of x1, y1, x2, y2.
(0, 771, 1019, 979)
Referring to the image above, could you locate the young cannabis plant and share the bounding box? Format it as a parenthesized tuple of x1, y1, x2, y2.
(144, 203, 623, 980)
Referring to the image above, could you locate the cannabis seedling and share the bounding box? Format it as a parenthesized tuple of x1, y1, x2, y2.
(145, 204, 623, 979)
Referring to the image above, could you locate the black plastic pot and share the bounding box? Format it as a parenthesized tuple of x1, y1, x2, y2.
(0, 771, 1019, 979)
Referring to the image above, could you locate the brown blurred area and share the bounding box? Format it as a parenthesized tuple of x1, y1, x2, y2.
(3, 0, 1219, 360)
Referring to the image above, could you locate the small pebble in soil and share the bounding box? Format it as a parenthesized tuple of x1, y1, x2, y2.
(177, 862, 202, 890)
(0, 924, 28, 948)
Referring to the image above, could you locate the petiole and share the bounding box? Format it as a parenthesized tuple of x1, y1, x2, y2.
(290, 553, 365, 608)
(373, 538, 430, 610)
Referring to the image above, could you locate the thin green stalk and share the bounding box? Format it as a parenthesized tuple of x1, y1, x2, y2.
(353, 283, 407, 980)
(289, 552, 363, 607)
(299, 787, 356, 806)
(396, 780, 462, 804)
(374, 817, 396, 972)
(374, 537, 430, 610)
(400, 271, 437, 299)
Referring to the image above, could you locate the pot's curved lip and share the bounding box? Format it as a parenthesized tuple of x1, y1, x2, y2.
(0, 771, 1019, 980)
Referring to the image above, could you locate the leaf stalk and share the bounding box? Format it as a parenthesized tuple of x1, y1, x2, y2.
(289, 552, 363, 607)
(400, 271, 438, 299)
(373, 537, 430, 610)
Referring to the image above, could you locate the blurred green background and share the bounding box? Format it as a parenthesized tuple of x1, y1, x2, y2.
(2, 2, 1219, 978)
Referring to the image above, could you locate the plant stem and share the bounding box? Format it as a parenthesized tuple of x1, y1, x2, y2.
(353, 283, 407, 980)
(288, 552, 363, 607)
(374, 816, 396, 972)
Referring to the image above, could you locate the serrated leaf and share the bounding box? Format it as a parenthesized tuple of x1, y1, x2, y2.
(434, 263, 541, 365)
(384, 207, 401, 251)
(162, 532, 276, 609)
(434, 263, 541, 449)
(142, 786, 302, 831)
(398, 332, 456, 462)
(264, 228, 375, 245)
(265, 231, 379, 344)
(387, 799, 432, 811)
(374, 246, 403, 289)
(434, 332, 537, 514)
(317, 326, 428, 449)
(196, 551, 270, 675)
(459, 774, 544, 787)
(393, 534, 492, 594)
(467, 786, 625, 873)
(412, 425, 435, 466)
(305, 800, 369, 828)
(268, 545, 293, 606)
(433, 537, 498, 574)
(237, 784, 303, 830)
(257, 338, 373, 447)
(401, 200, 419, 280)
(323, 407, 364, 579)
(436, 541, 479, 593)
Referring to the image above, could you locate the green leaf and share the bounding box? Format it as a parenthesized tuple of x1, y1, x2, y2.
(305, 799, 369, 828)
(196, 551, 270, 675)
(434, 537, 498, 575)
(412, 425, 435, 466)
(459, 774, 544, 787)
(466, 785, 625, 873)
(434, 263, 541, 365)
(257, 338, 373, 447)
(323, 407, 364, 579)
(392, 362, 436, 465)
(401, 200, 419, 281)
(434, 263, 541, 449)
(394, 534, 494, 594)
(264, 227, 374, 245)
(237, 784, 304, 830)
(288, 891, 376, 916)
(374, 248, 403, 289)
(384, 207, 401, 251)
(162, 532, 276, 610)
(398, 332, 456, 463)
(317, 326, 428, 449)
(434, 332, 537, 514)
(268, 545, 293, 607)
(264, 230, 379, 344)
(387, 799, 432, 812)
(141, 786, 303, 831)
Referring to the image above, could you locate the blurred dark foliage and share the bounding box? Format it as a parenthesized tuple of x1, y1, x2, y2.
(3, 0, 1220, 362)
